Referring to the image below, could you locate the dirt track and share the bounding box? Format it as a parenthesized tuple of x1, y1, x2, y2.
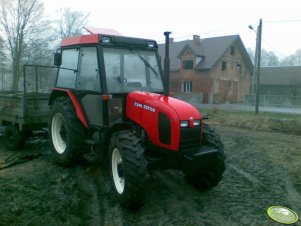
(0, 126, 301, 226)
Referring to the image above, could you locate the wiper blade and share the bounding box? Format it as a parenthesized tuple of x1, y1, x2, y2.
(131, 49, 160, 78)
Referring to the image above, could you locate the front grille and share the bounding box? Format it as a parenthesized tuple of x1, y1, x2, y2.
(180, 126, 201, 150)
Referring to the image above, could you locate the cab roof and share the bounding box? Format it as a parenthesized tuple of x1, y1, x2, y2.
(60, 34, 158, 49)
(61, 34, 99, 47)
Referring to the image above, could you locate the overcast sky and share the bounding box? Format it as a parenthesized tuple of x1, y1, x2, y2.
(44, 0, 301, 58)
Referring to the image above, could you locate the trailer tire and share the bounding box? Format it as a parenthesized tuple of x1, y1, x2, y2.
(109, 131, 148, 209)
(4, 125, 25, 151)
(49, 97, 86, 165)
(184, 124, 225, 190)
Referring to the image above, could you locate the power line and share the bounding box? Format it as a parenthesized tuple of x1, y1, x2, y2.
(261, 39, 287, 58)
(256, 19, 301, 57)
(265, 19, 301, 23)
(157, 24, 244, 43)
(157, 20, 301, 57)
(157, 18, 301, 42)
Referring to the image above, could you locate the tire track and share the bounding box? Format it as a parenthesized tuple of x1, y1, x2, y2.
(285, 177, 301, 215)
(74, 166, 104, 226)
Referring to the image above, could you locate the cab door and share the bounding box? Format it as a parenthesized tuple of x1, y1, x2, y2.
(76, 46, 104, 127)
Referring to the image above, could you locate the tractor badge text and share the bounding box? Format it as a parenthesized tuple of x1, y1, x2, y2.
(134, 102, 156, 112)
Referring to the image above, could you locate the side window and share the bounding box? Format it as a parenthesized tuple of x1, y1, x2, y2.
(77, 47, 101, 91)
(57, 49, 79, 88)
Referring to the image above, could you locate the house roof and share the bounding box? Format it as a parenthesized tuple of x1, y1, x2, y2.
(158, 35, 253, 71)
(260, 66, 301, 85)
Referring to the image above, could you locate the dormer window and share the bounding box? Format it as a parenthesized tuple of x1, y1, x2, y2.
(183, 60, 193, 69)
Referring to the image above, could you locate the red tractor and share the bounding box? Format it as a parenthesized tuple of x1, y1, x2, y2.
(49, 32, 225, 208)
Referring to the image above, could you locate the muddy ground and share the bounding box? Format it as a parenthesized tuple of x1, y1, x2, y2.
(0, 126, 301, 226)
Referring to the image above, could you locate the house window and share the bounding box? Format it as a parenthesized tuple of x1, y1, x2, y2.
(231, 46, 235, 55)
(222, 61, 227, 71)
(182, 81, 192, 93)
(236, 64, 242, 73)
(183, 60, 193, 69)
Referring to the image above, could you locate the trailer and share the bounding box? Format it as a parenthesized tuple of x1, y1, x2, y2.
(0, 65, 57, 150)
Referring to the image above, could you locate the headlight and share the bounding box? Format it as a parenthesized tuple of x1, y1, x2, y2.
(180, 119, 201, 127)
(193, 120, 201, 126)
(180, 120, 189, 127)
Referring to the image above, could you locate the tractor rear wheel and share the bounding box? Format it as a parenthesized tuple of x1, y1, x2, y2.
(49, 97, 86, 165)
(109, 130, 148, 209)
(4, 125, 25, 151)
(184, 124, 225, 190)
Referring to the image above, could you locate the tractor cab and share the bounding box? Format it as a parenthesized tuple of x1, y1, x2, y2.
(52, 34, 165, 128)
(54, 34, 164, 94)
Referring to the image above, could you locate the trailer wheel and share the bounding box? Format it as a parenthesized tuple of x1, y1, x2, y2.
(4, 125, 25, 151)
(109, 131, 148, 209)
(184, 124, 226, 190)
(49, 97, 86, 165)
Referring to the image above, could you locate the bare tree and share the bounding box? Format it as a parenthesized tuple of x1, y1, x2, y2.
(0, 0, 50, 91)
(261, 50, 279, 66)
(247, 48, 279, 66)
(0, 36, 7, 90)
(57, 8, 89, 39)
(280, 49, 301, 66)
(0, 36, 6, 63)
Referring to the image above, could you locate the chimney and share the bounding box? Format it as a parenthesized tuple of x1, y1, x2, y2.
(193, 35, 201, 45)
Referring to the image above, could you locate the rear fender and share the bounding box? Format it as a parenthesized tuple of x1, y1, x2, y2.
(49, 88, 89, 128)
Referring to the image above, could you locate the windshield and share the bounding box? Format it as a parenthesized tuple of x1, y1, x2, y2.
(103, 47, 163, 93)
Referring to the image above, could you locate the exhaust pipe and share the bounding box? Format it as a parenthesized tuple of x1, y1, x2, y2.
(163, 31, 172, 96)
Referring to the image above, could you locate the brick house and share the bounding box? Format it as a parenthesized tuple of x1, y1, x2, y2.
(158, 35, 253, 104)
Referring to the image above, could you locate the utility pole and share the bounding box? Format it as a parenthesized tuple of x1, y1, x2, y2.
(251, 35, 258, 95)
(255, 19, 262, 114)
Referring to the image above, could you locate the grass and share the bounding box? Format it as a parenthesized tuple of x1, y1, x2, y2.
(200, 108, 301, 135)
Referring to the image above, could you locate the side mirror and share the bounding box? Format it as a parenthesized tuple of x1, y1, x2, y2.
(54, 52, 62, 66)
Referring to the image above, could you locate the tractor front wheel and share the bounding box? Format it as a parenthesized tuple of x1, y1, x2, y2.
(184, 124, 225, 190)
(109, 131, 148, 209)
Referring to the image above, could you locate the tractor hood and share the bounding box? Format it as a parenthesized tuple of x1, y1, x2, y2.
(126, 91, 202, 121)
(126, 91, 202, 151)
